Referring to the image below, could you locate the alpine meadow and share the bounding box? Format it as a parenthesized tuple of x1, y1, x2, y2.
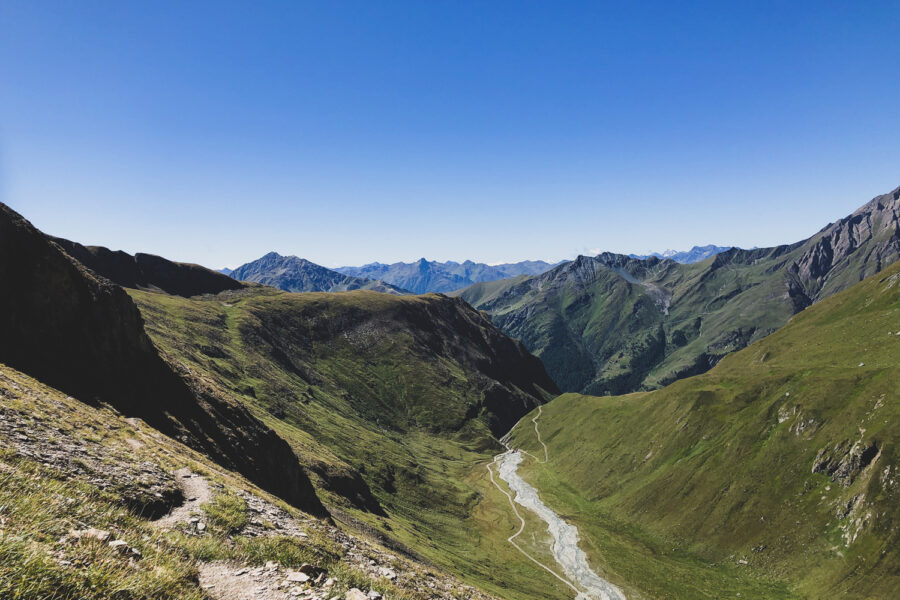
(2, 3, 899, 600)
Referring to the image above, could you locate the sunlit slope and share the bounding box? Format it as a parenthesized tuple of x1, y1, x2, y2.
(508, 260, 900, 599)
(460, 186, 900, 395)
(130, 286, 566, 600)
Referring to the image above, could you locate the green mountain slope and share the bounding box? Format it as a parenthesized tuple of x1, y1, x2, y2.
(458, 186, 900, 394)
(1, 200, 571, 599)
(128, 285, 565, 598)
(506, 259, 900, 598)
(0, 362, 507, 600)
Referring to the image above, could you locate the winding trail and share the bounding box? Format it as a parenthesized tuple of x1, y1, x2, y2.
(154, 467, 212, 528)
(488, 406, 625, 600)
(531, 405, 549, 464)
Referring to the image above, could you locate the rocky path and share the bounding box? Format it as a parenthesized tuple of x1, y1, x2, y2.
(153, 467, 212, 529)
(198, 561, 341, 600)
(490, 407, 626, 600)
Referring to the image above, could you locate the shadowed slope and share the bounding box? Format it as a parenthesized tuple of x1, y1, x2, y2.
(52, 236, 246, 297)
(0, 202, 326, 517)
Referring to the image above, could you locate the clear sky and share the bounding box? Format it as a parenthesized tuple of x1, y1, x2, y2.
(2, 1, 898, 269)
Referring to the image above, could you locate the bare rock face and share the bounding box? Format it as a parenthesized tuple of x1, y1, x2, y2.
(790, 186, 900, 302)
(0, 202, 326, 518)
(812, 440, 880, 487)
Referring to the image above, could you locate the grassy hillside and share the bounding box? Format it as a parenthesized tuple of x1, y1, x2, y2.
(129, 286, 573, 600)
(0, 363, 504, 600)
(506, 259, 900, 598)
(458, 186, 899, 395)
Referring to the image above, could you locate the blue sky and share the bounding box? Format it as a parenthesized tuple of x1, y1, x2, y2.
(2, 1, 898, 269)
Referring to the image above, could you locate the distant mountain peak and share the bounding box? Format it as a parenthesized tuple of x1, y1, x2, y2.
(230, 252, 409, 294)
(629, 245, 734, 264)
(335, 258, 562, 294)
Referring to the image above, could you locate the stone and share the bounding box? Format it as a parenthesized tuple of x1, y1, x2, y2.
(345, 589, 368, 600)
(298, 562, 324, 575)
(70, 528, 112, 543)
(367, 592, 382, 599)
(286, 571, 311, 583)
(108, 540, 130, 553)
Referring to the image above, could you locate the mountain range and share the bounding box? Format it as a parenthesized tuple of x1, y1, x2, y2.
(2, 184, 899, 600)
(229, 251, 409, 294)
(456, 186, 900, 395)
(630, 244, 734, 263)
(335, 259, 561, 294)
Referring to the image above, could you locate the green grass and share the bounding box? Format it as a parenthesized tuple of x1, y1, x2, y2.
(202, 493, 249, 534)
(505, 261, 900, 598)
(0, 363, 505, 600)
(127, 286, 566, 600)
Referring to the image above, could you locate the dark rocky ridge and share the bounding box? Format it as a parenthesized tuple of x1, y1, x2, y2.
(0, 202, 326, 517)
(52, 237, 246, 297)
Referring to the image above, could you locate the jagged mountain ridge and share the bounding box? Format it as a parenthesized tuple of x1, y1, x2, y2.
(231, 252, 409, 294)
(457, 186, 900, 395)
(630, 244, 734, 263)
(52, 237, 246, 297)
(336, 258, 560, 294)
